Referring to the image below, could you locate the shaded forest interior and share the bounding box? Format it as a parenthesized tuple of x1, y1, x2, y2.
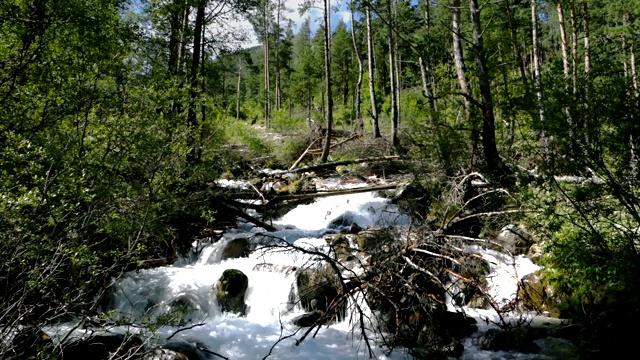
(2, 0, 640, 358)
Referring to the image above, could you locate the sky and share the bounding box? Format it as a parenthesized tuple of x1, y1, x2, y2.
(238, 0, 354, 48)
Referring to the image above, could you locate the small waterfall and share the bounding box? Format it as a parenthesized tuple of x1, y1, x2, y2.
(49, 186, 549, 359)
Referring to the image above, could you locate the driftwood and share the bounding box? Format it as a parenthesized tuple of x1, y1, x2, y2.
(291, 155, 400, 173)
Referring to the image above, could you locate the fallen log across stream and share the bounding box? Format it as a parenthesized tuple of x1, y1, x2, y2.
(218, 183, 401, 230)
(290, 155, 400, 173)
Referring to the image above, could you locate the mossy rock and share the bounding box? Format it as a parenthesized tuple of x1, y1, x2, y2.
(295, 267, 345, 320)
(221, 238, 251, 260)
(518, 270, 570, 318)
(167, 294, 199, 326)
(324, 234, 351, 260)
(496, 224, 534, 255)
(215, 269, 249, 315)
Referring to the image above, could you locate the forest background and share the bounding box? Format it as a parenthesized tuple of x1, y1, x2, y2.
(2, 0, 640, 357)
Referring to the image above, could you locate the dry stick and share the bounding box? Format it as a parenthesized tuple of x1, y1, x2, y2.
(166, 323, 207, 340)
(289, 137, 322, 171)
(290, 155, 400, 173)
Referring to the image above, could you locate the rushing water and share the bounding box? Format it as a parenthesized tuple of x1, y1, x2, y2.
(48, 184, 562, 359)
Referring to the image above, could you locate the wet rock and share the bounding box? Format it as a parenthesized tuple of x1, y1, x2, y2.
(221, 238, 251, 260)
(59, 334, 144, 360)
(518, 270, 570, 318)
(496, 224, 534, 255)
(215, 269, 248, 315)
(452, 255, 491, 308)
(349, 223, 363, 234)
(294, 267, 345, 320)
(292, 309, 325, 327)
(355, 229, 394, 253)
(324, 233, 351, 260)
(479, 328, 540, 354)
(535, 337, 583, 359)
(168, 294, 200, 326)
(438, 311, 478, 340)
(163, 339, 214, 360)
(143, 348, 189, 360)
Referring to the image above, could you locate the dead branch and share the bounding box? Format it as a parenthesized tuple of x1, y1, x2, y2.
(289, 137, 322, 171)
(442, 209, 528, 233)
(220, 202, 277, 231)
(306, 134, 361, 155)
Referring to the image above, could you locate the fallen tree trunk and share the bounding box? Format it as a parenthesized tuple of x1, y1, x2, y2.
(291, 156, 400, 173)
(268, 183, 398, 204)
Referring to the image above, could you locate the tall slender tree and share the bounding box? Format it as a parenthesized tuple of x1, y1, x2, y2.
(351, 1, 364, 134)
(320, 0, 333, 163)
(366, 3, 381, 138)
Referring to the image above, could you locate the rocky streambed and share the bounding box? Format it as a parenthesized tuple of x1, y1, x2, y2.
(16, 175, 587, 359)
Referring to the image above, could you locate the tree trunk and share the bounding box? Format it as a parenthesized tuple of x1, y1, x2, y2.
(557, 2, 570, 89)
(350, 2, 364, 134)
(469, 0, 510, 182)
(320, 0, 333, 163)
(264, 1, 271, 128)
(582, 0, 590, 78)
(632, 42, 638, 94)
(570, 0, 578, 94)
(557, 0, 575, 155)
(505, 0, 528, 86)
(236, 60, 242, 121)
(186, 0, 205, 165)
(453, 0, 476, 164)
(531, 0, 549, 158)
(168, 0, 184, 74)
(422, 0, 430, 30)
(275, 0, 282, 110)
(366, 5, 381, 138)
(386, 0, 399, 152)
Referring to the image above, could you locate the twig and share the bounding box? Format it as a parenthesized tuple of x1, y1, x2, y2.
(166, 323, 206, 341)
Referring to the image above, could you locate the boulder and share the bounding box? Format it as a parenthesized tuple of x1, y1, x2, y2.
(349, 223, 363, 234)
(167, 294, 200, 326)
(292, 309, 325, 327)
(324, 233, 351, 260)
(518, 270, 570, 318)
(356, 229, 394, 253)
(496, 224, 534, 255)
(215, 269, 249, 315)
(294, 267, 345, 320)
(221, 238, 251, 260)
(452, 255, 491, 308)
(479, 328, 540, 354)
(143, 349, 189, 360)
(163, 339, 213, 360)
